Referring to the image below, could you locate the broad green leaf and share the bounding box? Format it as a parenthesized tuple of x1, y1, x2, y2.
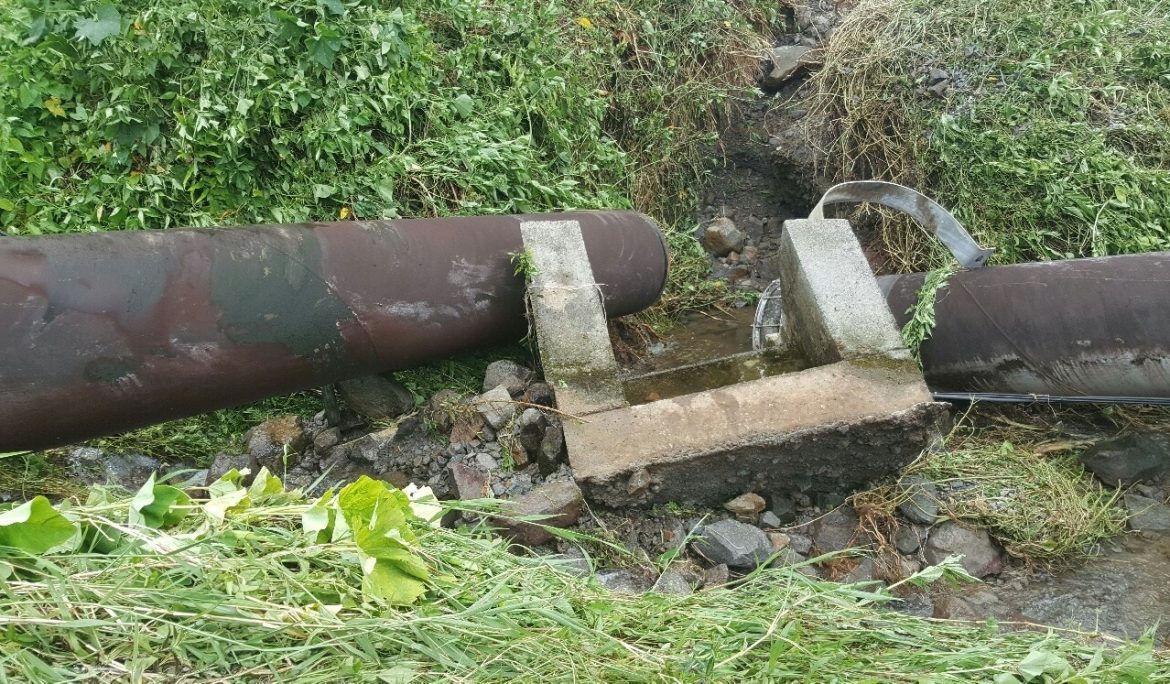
(302, 490, 336, 543)
(308, 27, 343, 67)
(74, 5, 122, 46)
(204, 487, 250, 525)
(1017, 649, 1073, 680)
(0, 200, 16, 213)
(452, 94, 474, 117)
(248, 467, 284, 498)
(0, 497, 78, 554)
(361, 555, 427, 605)
(130, 474, 191, 529)
(207, 468, 247, 500)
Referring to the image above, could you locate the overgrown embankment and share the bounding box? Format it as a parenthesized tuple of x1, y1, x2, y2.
(812, 0, 1170, 271)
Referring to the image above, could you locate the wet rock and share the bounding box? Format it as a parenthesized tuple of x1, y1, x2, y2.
(759, 511, 784, 528)
(810, 506, 863, 552)
(890, 593, 934, 618)
(770, 546, 805, 569)
(67, 447, 161, 489)
(245, 415, 307, 472)
(626, 468, 652, 497)
(424, 389, 463, 433)
(538, 418, 568, 475)
(496, 480, 584, 546)
(693, 520, 772, 569)
(762, 46, 813, 90)
(724, 492, 766, 519)
(1079, 432, 1170, 487)
(926, 68, 950, 85)
(515, 408, 547, 458)
(313, 427, 341, 451)
(933, 595, 979, 620)
(482, 360, 534, 397)
(523, 382, 556, 408)
(205, 453, 255, 486)
(337, 374, 414, 421)
(1124, 493, 1170, 532)
(702, 217, 746, 257)
(474, 452, 498, 471)
(654, 566, 699, 595)
(450, 410, 486, 444)
(843, 556, 878, 584)
(702, 563, 730, 588)
(597, 568, 654, 594)
(816, 492, 847, 510)
(894, 525, 924, 555)
(769, 494, 798, 524)
(549, 547, 592, 577)
(449, 462, 491, 500)
(924, 522, 1002, 578)
(898, 474, 940, 524)
(767, 532, 791, 551)
(476, 385, 517, 430)
(787, 533, 814, 555)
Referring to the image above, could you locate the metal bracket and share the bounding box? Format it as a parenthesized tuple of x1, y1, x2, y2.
(809, 181, 994, 269)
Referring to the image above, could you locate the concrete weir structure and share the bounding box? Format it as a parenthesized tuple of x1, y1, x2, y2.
(521, 217, 949, 508)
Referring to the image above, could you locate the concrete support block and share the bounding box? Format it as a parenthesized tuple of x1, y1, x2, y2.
(520, 220, 626, 416)
(779, 219, 911, 365)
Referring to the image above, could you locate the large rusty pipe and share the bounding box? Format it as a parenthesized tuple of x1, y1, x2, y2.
(878, 252, 1170, 401)
(1, 211, 668, 450)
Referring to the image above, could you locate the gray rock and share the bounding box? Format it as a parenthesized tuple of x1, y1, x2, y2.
(894, 525, 924, 555)
(843, 556, 878, 584)
(926, 68, 950, 85)
(724, 492, 766, 518)
(770, 546, 806, 569)
(702, 563, 730, 588)
(654, 567, 699, 595)
(523, 382, 556, 408)
(890, 593, 934, 618)
(924, 522, 1003, 578)
(759, 511, 783, 528)
(495, 480, 584, 546)
(548, 547, 592, 577)
(474, 452, 498, 471)
(538, 418, 567, 475)
(702, 217, 746, 257)
(1079, 432, 1170, 487)
(205, 453, 255, 486)
(245, 415, 307, 473)
(424, 389, 463, 432)
(1124, 493, 1170, 532)
(693, 520, 773, 569)
(482, 360, 534, 397)
(515, 408, 547, 458)
(313, 427, 341, 451)
(787, 533, 814, 555)
(810, 506, 863, 552)
(597, 568, 653, 594)
(476, 385, 517, 430)
(338, 374, 414, 421)
(67, 447, 161, 489)
(762, 46, 813, 89)
(898, 474, 940, 524)
(769, 494, 798, 524)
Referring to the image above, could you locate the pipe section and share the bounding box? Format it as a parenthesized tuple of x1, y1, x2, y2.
(878, 252, 1170, 400)
(1, 211, 669, 450)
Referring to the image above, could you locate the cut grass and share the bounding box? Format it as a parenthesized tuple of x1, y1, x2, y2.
(0, 488, 1164, 681)
(812, 0, 1170, 271)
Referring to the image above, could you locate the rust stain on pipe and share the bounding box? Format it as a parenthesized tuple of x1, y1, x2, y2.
(879, 251, 1170, 399)
(0, 211, 669, 450)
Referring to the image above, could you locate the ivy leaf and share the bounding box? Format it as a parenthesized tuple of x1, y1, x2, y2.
(204, 487, 250, 525)
(320, 0, 347, 17)
(0, 497, 78, 554)
(74, 5, 122, 46)
(1017, 649, 1073, 680)
(361, 555, 427, 604)
(308, 26, 343, 68)
(302, 489, 337, 544)
(207, 468, 248, 499)
(452, 94, 474, 117)
(248, 467, 284, 498)
(130, 474, 191, 529)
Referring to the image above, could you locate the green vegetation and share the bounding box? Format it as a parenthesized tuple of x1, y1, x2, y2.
(813, 0, 1170, 271)
(2, 478, 1165, 681)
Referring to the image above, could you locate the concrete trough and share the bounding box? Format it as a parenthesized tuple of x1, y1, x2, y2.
(522, 217, 949, 508)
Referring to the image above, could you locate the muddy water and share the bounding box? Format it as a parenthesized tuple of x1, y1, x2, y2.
(620, 308, 807, 403)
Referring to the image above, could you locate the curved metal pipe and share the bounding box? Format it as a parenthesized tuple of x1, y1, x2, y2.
(0, 211, 669, 450)
(878, 251, 1170, 401)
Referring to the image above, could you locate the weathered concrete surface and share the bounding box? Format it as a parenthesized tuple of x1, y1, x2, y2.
(779, 219, 910, 365)
(567, 360, 947, 507)
(520, 220, 626, 416)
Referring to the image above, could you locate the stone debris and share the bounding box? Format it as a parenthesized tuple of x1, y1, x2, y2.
(68, 447, 164, 489)
(449, 462, 491, 500)
(1124, 493, 1170, 532)
(495, 480, 584, 546)
(786, 533, 814, 556)
(897, 474, 940, 524)
(205, 453, 255, 486)
(702, 563, 730, 588)
(894, 525, 924, 555)
(596, 568, 654, 594)
(724, 492, 767, 518)
(337, 374, 414, 421)
(245, 415, 307, 473)
(482, 359, 534, 396)
(809, 505, 863, 553)
(759, 511, 784, 528)
(476, 385, 518, 430)
(702, 217, 746, 257)
(423, 389, 463, 432)
(923, 521, 1002, 578)
(654, 566, 701, 595)
(1079, 432, 1170, 487)
(761, 46, 814, 90)
(693, 519, 773, 569)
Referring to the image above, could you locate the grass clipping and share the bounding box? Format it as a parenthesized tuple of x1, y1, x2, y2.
(0, 479, 1164, 681)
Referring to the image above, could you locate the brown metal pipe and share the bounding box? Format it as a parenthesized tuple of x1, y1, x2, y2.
(878, 252, 1170, 401)
(1, 211, 669, 450)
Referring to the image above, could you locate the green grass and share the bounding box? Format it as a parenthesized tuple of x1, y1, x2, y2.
(812, 0, 1170, 271)
(0, 485, 1164, 681)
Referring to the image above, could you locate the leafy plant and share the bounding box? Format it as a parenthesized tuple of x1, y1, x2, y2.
(901, 263, 956, 362)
